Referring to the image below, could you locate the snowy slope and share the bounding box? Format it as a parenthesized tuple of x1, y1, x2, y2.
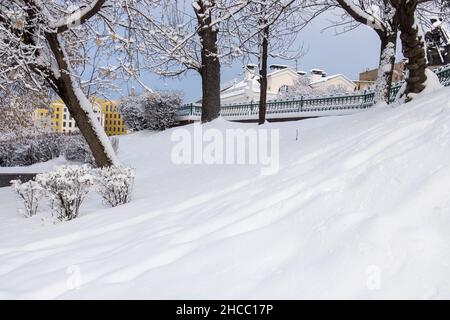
(2, 89, 450, 299)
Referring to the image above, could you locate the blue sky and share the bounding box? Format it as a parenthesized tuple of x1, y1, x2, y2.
(139, 13, 386, 103)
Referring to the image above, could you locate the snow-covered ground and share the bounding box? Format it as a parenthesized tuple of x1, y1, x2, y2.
(0, 157, 72, 174)
(2, 89, 450, 299)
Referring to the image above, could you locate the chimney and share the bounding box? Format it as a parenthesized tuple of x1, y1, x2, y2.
(310, 69, 326, 82)
(244, 64, 257, 80)
(269, 64, 288, 72)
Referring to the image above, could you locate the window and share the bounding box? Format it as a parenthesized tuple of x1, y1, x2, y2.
(69, 122, 72, 128)
(63, 121, 66, 127)
(279, 85, 289, 93)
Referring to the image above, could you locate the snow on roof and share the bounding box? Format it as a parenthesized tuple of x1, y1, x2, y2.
(266, 67, 299, 78)
(309, 74, 355, 87)
(220, 77, 260, 99)
(310, 74, 340, 84)
(270, 64, 289, 69)
(221, 78, 240, 91)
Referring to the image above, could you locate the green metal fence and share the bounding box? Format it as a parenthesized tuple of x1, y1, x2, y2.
(177, 64, 450, 120)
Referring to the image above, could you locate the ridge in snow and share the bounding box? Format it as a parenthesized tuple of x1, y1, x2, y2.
(1, 88, 450, 299)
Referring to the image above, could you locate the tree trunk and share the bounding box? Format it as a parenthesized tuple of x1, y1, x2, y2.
(258, 25, 269, 125)
(46, 32, 117, 167)
(394, 0, 427, 101)
(198, 26, 221, 123)
(375, 30, 397, 104)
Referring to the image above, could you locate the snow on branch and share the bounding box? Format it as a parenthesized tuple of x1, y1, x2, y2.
(50, 0, 107, 33)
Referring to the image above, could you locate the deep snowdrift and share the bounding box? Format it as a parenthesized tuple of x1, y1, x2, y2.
(2, 89, 450, 299)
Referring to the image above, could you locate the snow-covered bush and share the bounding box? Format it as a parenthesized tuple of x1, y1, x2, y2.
(63, 134, 95, 165)
(117, 95, 148, 131)
(118, 91, 182, 131)
(10, 179, 45, 218)
(0, 133, 63, 167)
(144, 92, 181, 130)
(36, 165, 94, 221)
(277, 76, 352, 100)
(278, 76, 314, 99)
(63, 134, 119, 166)
(94, 166, 135, 207)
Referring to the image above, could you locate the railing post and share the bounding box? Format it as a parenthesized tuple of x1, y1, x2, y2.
(299, 96, 304, 112)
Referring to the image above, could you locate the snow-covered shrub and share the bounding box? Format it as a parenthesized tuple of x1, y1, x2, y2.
(63, 134, 95, 164)
(29, 135, 62, 164)
(118, 91, 182, 131)
(62, 134, 119, 165)
(10, 179, 45, 218)
(36, 165, 94, 221)
(94, 166, 135, 207)
(117, 95, 148, 131)
(277, 76, 352, 100)
(278, 75, 314, 99)
(0, 133, 63, 167)
(144, 92, 181, 130)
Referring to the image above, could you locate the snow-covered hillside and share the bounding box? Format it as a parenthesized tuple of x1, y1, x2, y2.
(2, 89, 450, 299)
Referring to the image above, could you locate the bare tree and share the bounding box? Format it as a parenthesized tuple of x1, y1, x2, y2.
(389, 0, 438, 101)
(319, 0, 398, 104)
(0, 0, 142, 166)
(235, 0, 305, 124)
(134, 0, 250, 123)
(326, 0, 447, 102)
(0, 85, 50, 141)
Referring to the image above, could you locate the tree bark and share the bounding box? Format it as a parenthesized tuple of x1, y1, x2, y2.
(375, 30, 397, 103)
(258, 25, 269, 125)
(46, 32, 117, 167)
(392, 0, 427, 101)
(198, 23, 221, 123)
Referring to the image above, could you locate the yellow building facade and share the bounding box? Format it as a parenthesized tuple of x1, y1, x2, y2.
(98, 99, 128, 136)
(35, 98, 127, 136)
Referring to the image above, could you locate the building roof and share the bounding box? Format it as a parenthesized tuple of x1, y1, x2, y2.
(309, 74, 355, 88)
(220, 67, 300, 99)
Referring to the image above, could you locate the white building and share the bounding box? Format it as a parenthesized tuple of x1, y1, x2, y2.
(54, 101, 104, 134)
(309, 73, 357, 93)
(220, 65, 356, 105)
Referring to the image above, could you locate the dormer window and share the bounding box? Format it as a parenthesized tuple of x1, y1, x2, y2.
(279, 85, 289, 93)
